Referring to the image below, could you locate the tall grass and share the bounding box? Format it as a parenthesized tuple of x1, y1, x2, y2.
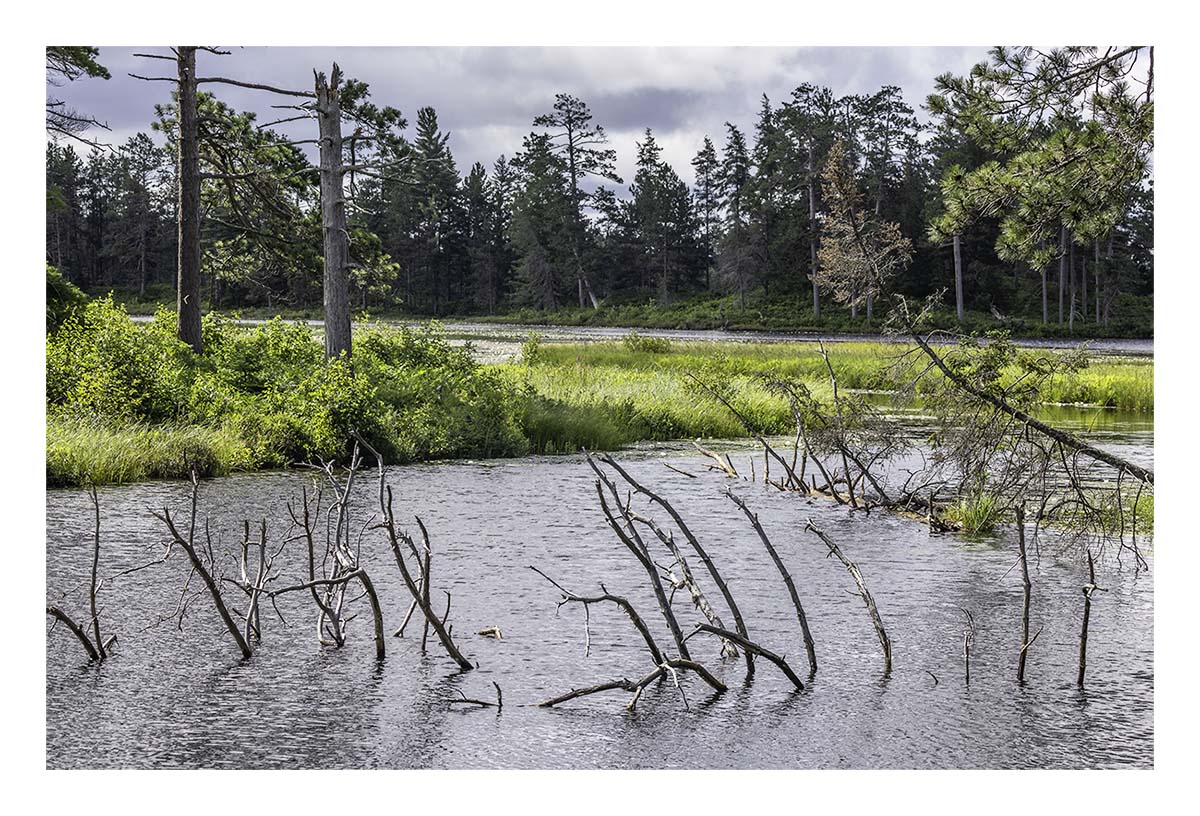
(47, 418, 252, 487)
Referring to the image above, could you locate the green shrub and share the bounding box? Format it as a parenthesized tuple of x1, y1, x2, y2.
(622, 330, 672, 354)
(46, 265, 87, 332)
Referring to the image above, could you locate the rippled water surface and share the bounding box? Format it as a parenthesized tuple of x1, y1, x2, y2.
(46, 431, 1153, 769)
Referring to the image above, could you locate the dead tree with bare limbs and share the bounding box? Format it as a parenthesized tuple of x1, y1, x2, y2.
(590, 451, 752, 670)
(352, 440, 474, 671)
(806, 520, 892, 678)
(152, 473, 254, 659)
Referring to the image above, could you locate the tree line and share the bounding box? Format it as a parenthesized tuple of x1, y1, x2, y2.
(46, 46, 1154, 350)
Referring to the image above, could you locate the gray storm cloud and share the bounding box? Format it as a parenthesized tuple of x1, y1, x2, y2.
(52, 46, 988, 188)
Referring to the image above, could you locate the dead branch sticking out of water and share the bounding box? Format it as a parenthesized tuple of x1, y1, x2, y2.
(531, 567, 727, 709)
(726, 490, 818, 676)
(685, 624, 805, 690)
(1077, 549, 1106, 687)
(585, 454, 693, 660)
(592, 451, 753, 672)
(960, 607, 976, 685)
(46, 484, 116, 663)
(152, 473, 253, 659)
(448, 682, 503, 711)
(356, 438, 474, 671)
(1015, 505, 1044, 684)
(805, 520, 892, 678)
(530, 567, 665, 665)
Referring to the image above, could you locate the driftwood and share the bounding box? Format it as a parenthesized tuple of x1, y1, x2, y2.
(537, 659, 726, 710)
(726, 490, 818, 676)
(448, 682, 503, 711)
(592, 452, 754, 673)
(806, 520, 892, 677)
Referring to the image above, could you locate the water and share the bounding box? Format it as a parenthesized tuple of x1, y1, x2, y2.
(45, 436, 1154, 769)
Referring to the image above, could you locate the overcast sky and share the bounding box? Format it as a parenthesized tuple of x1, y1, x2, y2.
(53, 46, 989, 189)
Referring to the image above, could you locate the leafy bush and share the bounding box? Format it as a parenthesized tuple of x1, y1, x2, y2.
(46, 265, 87, 332)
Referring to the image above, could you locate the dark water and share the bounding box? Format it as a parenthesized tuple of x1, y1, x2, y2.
(45, 435, 1154, 769)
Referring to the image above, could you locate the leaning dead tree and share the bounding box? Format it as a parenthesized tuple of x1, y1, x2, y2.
(533, 454, 809, 708)
(726, 490, 818, 676)
(805, 520, 892, 678)
(884, 295, 1153, 567)
(46, 485, 118, 663)
(590, 451, 753, 670)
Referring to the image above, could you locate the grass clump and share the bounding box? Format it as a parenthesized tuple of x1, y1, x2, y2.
(944, 491, 1005, 534)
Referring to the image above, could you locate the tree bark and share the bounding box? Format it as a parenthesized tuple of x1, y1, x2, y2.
(315, 65, 352, 362)
(953, 233, 964, 322)
(176, 46, 203, 354)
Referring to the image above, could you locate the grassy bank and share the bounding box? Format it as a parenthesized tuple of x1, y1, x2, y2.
(46, 300, 1153, 486)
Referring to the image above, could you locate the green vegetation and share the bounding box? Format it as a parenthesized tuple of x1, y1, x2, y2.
(47, 298, 529, 486)
(45, 300, 1152, 487)
(944, 491, 1004, 535)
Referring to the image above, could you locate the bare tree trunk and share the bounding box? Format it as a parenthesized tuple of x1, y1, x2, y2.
(1094, 239, 1102, 324)
(1068, 238, 1076, 331)
(176, 46, 203, 354)
(953, 234, 964, 322)
(315, 65, 352, 362)
(808, 153, 821, 318)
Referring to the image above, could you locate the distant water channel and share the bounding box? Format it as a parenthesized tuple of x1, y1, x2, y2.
(46, 416, 1153, 769)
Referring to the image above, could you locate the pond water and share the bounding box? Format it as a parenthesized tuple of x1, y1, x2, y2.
(45, 424, 1153, 769)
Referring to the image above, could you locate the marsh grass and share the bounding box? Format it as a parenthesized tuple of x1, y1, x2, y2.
(47, 418, 252, 487)
(944, 491, 1005, 534)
